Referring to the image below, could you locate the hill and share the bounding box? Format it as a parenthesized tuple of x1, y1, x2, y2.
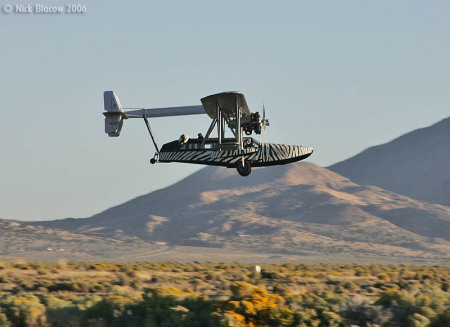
(31, 162, 450, 263)
(0, 219, 162, 261)
(329, 117, 450, 207)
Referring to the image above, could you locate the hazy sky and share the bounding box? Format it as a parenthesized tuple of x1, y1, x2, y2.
(1, 1, 449, 221)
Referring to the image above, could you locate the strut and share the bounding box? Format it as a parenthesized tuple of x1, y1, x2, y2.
(143, 115, 160, 154)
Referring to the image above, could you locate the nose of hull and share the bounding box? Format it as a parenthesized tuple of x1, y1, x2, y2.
(256, 143, 313, 166)
(280, 144, 313, 162)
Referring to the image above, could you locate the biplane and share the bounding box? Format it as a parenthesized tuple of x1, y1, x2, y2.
(103, 91, 313, 176)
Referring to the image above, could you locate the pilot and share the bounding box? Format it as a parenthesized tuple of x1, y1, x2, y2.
(179, 134, 189, 146)
(243, 138, 251, 148)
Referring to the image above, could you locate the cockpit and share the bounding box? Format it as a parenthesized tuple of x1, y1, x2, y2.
(243, 137, 260, 149)
(161, 136, 261, 152)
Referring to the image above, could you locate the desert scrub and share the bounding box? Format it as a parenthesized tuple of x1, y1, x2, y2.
(0, 261, 448, 326)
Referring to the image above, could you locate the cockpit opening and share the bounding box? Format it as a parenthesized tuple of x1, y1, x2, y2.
(243, 137, 260, 149)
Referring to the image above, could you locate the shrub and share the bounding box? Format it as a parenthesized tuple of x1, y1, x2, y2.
(230, 281, 253, 300)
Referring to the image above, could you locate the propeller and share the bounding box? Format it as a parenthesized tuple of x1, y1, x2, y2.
(262, 103, 270, 142)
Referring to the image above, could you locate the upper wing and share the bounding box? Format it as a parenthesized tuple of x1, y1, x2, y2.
(201, 91, 251, 119)
(104, 90, 250, 121)
(103, 91, 253, 137)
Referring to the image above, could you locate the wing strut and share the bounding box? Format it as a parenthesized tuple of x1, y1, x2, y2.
(143, 115, 160, 155)
(201, 117, 218, 148)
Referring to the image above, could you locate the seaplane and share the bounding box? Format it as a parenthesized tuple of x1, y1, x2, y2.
(103, 91, 313, 176)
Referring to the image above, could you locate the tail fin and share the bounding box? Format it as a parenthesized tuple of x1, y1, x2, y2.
(103, 91, 126, 137)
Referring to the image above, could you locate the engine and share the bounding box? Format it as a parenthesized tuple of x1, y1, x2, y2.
(243, 112, 262, 135)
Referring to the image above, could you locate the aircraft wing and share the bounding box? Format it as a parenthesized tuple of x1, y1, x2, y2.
(201, 91, 251, 119)
(104, 90, 251, 122)
(125, 91, 251, 119)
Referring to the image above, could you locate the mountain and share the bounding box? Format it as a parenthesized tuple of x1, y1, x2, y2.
(0, 219, 162, 261)
(329, 117, 450, 207)
(32, 162, 450, 263)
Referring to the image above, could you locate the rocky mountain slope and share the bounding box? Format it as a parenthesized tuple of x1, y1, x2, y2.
(32, 162, 450, 262)
(0, 219, 161, 261)
(329, 117, 450, 207)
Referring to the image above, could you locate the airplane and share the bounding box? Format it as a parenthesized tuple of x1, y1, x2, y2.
(103, 91, 313, 176)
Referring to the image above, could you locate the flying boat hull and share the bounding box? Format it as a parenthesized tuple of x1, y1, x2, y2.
(158, 143, 313, 168)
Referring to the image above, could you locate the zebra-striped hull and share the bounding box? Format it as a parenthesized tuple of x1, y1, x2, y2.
(158, 143, 313, 168)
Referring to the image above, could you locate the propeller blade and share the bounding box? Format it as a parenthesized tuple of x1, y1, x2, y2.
(263, 103, 267, 142)
(263, 103, 266, 122)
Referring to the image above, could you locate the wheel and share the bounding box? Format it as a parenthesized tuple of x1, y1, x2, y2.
(236, 160, 251, 176)
(150, 158, 156, 164)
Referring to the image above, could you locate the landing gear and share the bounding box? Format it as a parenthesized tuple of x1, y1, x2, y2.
(143, 115, 160, 165)
(237, 160, 252, 177)
(150, 153, 158, 164)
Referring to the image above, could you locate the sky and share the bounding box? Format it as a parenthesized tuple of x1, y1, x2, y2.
(1, 1, 449, 221)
